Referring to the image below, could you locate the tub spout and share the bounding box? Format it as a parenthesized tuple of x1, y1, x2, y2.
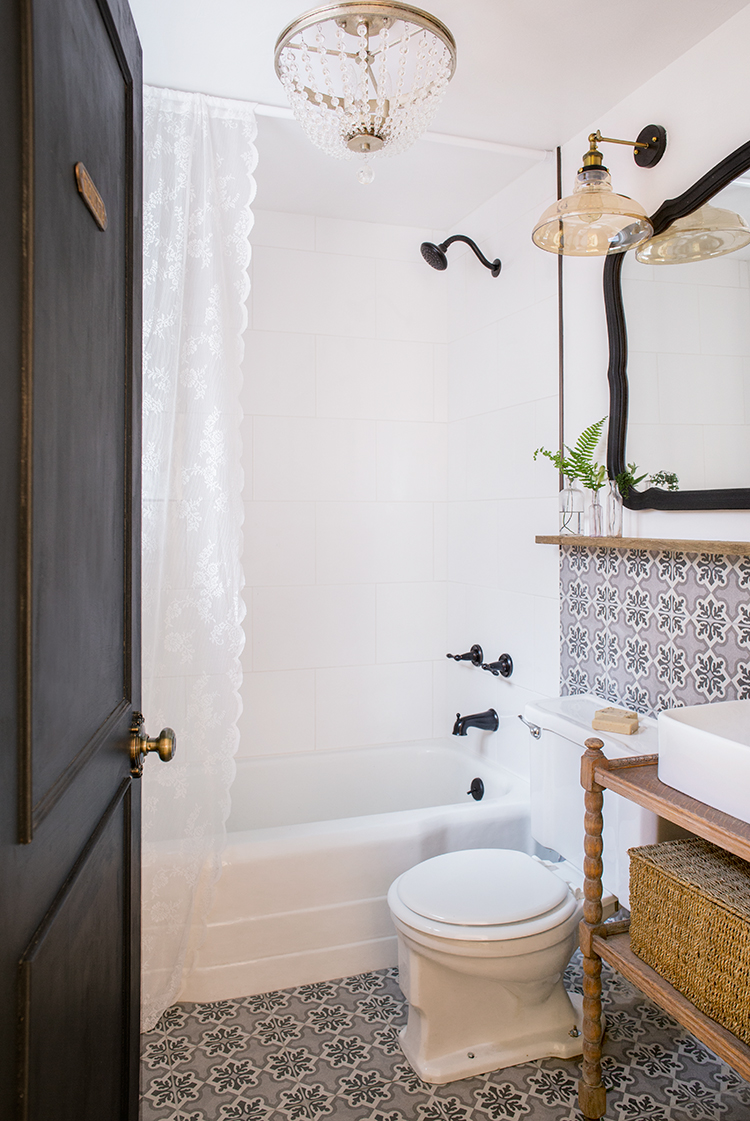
(452, 709, 499, 736)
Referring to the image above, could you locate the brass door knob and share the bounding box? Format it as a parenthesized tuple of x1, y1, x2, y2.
(130, 712, 177, 777)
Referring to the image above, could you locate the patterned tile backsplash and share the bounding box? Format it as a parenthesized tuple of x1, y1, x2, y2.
(559, 545, 750, 718)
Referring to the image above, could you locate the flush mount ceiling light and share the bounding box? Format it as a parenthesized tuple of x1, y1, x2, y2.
(635, 202, 750, 264)
(532, 125, 667, 256)
(274, 2, 456, 183)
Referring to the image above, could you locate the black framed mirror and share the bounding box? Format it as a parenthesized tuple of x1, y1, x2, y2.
(605, 139, 750, 510)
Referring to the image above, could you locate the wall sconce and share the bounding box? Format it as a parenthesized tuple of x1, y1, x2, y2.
(635, 202, 750, 263)
(421, 235, 501, 276)
(532, 125, 667, 256)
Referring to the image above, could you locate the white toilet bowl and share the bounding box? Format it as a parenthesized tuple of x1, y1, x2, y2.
(387, 848, 588, 1084)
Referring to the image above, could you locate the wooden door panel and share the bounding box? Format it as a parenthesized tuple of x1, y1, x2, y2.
(30, 0, 129, 812)
(0, 0, 142, 1116)
(19, 781, 134, 1121)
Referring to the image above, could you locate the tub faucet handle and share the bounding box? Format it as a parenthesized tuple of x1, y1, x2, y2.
(446, 644, 483, 667)
(481, 653, 513, 678)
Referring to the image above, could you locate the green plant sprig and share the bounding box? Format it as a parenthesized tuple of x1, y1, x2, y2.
(648, 470, 680, 491)
(616, 465, 680, 497)
(534, 418, 607, 492)
(615, 463, 647, 499)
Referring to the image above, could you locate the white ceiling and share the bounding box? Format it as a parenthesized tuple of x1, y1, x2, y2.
(129, 0, 750, 228)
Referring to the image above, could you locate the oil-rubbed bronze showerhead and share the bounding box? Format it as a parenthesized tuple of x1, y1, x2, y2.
(420, 241, 448, 270)
(420, 235, 501, 276)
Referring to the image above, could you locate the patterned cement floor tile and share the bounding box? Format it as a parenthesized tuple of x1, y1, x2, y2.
(141, 955, 750, 1121)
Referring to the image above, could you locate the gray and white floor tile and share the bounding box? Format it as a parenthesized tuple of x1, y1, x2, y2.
(140, 956, 750, 1121)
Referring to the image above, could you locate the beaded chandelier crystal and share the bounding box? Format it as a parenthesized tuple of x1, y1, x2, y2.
(274, 3, 457, 182)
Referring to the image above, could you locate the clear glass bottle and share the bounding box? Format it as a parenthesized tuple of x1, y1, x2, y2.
(605, 478, 623, 537)
(559, 478, 584, 535)
(588, 489, 604, 537)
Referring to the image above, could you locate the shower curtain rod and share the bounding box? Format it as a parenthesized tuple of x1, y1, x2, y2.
(254, 101, 550, 161)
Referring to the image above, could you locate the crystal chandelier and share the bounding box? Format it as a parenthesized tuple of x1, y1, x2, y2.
(274, 3, 457, 182)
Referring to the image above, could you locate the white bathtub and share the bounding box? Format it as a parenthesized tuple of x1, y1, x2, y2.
(179, 740, 531, 1002)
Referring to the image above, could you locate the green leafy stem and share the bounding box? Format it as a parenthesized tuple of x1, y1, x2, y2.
(534, 418, 607, 492)
(535, 418, 680, 496)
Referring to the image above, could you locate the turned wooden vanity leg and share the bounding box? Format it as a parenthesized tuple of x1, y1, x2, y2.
(579, 737, 607, 1121)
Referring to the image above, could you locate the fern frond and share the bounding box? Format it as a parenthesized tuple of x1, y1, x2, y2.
(572, 417, 606, 463)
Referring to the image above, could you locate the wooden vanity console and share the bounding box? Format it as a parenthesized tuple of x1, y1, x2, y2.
(578, 739, 750, 1120)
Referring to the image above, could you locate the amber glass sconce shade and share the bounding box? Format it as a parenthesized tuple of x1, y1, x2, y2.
(532, 124, 667, 257)
(635, 202, 750, 264)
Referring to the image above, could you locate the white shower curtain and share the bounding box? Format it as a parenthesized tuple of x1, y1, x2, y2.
(140, 86, 257, 1031)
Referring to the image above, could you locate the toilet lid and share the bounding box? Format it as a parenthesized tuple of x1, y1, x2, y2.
(396, 849, 569, 926)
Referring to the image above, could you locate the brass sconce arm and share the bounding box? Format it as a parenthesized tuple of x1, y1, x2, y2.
(583, 125, 667, 170)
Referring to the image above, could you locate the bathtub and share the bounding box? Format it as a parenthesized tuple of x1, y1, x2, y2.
(179, 740, 531, 1002)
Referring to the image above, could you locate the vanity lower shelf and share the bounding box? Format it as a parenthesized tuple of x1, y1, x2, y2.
(593, 930, 750, 1081)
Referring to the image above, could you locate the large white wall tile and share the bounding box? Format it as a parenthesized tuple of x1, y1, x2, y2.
(703, 425, 750, 489)
(448, 321, 500, 421)
(447, 502, 499, 587)
(658, 353, 745, 425)
(251, 584, 376, 671)
(433, 344, 448, 422)
(253, 416, 377, 501)
(237, 669, 316, 756)
(533, 595, 561, 697)
(315, 502, 434, 585)
(699, 285, 750, 356)
(622, 277, 700, 355)
(252, 245, 376, 337)
(433, 501, 448, 581)
(241, 331, 316, 417)
(375, 259, 447, 343)
(314, 216, 434, 262)
(376, 583, 448, 663)
(376, 421, 447, 500)
(315, 662, 433, 750)
(316, 336, 434, 421)
(497, 497, 559, 598)
(244, 501, 315, 587)
(252, 210, 316, 251)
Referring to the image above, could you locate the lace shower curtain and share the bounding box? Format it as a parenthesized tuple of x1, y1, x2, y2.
(141, 86, 257, 1031)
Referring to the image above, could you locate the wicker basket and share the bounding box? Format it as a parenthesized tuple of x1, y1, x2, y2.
(629, 838, 750, 1044)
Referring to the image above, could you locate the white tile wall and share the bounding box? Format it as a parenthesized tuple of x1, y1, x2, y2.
(240, 212, 452, 759)
(443, 160, 562, 769)
(241, 172, 562, 779)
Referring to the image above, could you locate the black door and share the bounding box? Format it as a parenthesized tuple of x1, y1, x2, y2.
(0, 0, 143, 1117)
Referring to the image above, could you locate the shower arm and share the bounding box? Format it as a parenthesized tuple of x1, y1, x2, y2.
(440, 235, 502, 276)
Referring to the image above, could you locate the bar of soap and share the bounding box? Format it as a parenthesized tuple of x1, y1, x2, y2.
(592, 707, 639, 735)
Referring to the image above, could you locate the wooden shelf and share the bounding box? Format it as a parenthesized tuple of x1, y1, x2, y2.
(536, 534, 750, 553)
(594, 931, 750, 1081)
(594, 755, 750, 862)
(579, 746, 750, 1117)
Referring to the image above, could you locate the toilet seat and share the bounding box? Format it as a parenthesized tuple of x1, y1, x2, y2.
(389, 849, 579, 942)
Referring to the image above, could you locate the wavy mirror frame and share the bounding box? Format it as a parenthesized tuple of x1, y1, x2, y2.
(604, 139, 750, 510)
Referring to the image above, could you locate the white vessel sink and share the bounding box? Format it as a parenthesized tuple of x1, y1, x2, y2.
(658, 700, 750, 824)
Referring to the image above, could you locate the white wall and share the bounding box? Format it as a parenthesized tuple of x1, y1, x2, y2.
(561, 2, 750, 541)
(238, 5, 750, 770)
(238, 210, 450, 758)
(440, 161, 561, 776)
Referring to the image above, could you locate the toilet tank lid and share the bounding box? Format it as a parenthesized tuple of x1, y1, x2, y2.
(524, 694, 658, 756)
(396, 849, 569, 926)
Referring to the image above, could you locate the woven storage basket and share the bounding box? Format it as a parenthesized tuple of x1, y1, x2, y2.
(629, 838, 750, 1044)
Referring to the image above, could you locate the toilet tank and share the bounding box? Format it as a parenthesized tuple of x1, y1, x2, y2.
(524, 694, 664, 908)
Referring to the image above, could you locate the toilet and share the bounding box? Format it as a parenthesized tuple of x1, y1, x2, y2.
(387, 693, 661, 1084)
